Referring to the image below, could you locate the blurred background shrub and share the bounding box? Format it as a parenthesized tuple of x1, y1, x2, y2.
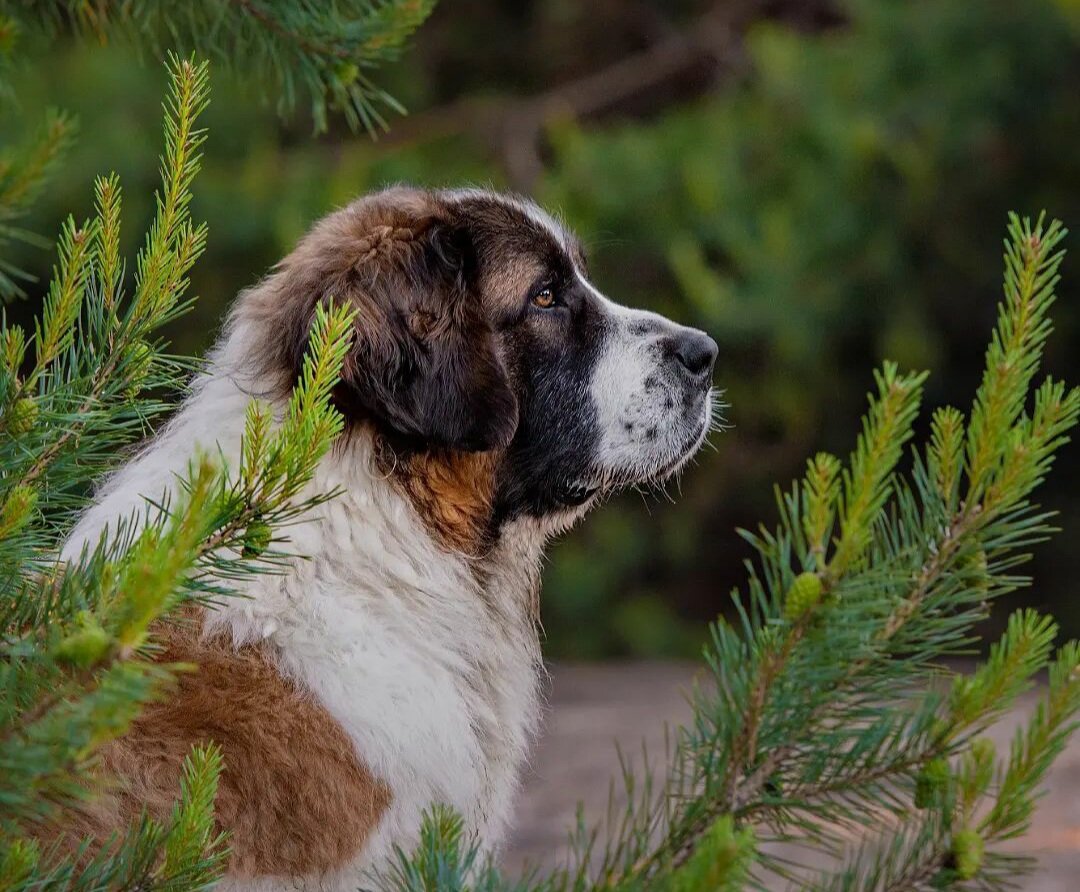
(5, 0, 1079, 658)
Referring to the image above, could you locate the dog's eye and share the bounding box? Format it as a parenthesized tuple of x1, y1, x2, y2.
(532, 287, 556, 309)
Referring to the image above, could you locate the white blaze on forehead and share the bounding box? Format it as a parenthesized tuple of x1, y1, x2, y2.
(442, 187, 575, 253)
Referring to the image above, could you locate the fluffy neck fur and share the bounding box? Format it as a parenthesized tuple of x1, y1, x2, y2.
(66, 314, 550, 596)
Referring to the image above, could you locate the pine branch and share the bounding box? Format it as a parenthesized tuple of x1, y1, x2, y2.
(1, 57, 356, 888)
(966, 213, 1067, 500)
(157, 744, 228, 886)
(1, 55, 210, 525)
(0, 0, 438, 134)
(0, 110, 76, 300)
(0, 0, 435, 313)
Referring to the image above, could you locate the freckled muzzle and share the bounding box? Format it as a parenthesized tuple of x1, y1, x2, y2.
(588, 308, 719, 489)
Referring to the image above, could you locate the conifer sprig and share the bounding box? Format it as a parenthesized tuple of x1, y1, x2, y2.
(131, 53, 210, 327)
(0, 1, 435, 306)
(830, 362, 926, 576)
(1, 746, 227, 891)
(966, 213, 1067, 500)
(0, 0, 437, 134)
(1, 55, 210, 535)
(0, 58, 355, 889)
(0, 110, 76, 300)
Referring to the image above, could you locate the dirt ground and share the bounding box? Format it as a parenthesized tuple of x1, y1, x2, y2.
(503, 663, 1080, 891)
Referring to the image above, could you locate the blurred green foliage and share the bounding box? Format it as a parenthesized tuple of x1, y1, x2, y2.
(4, 0, 1079, 657)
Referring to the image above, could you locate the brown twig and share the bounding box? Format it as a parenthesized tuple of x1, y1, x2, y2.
(369, 2, 762, 189)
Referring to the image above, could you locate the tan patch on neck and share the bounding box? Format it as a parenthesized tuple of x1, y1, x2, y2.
(383, 443, 500, 555)
(48, 611, 390, 879)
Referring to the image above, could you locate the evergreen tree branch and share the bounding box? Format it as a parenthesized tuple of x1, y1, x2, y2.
(2, 54, 209, 522)
(0, 110, 76, 300)
(0, 0, 438, 133)
(1, 57, 357, 888)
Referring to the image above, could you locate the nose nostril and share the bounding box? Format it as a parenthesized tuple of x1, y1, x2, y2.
(674, 332, 718, 377)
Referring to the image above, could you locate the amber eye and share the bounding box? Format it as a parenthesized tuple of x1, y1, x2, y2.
(532, 287, 556, 309)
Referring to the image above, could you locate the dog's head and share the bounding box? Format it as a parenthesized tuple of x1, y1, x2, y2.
(241, 186, 718, 546)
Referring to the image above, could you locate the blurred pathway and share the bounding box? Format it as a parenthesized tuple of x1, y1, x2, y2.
(503, 663, 1080, 891)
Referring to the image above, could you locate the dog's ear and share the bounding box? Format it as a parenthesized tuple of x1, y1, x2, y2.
(323, 218, 519, 452)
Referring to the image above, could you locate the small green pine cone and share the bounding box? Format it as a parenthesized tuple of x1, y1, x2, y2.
(952, 828, 984, 880)
(957, 547, 990, 594)
(5, 396, 37, 434)
(334, 61, 360, 86)
(914, 757, 951, 809)
(783, 572, 823, 621)
(53, 612, 112, 669)
(242, 519, 273, 558)
(124, 340, 154, 398)
(0, 485, 36, 537)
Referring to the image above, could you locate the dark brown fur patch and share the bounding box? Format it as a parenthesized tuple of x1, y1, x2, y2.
(239, 187, 518, 455)
(233, 187, 538, 553)
(48, 611, 390, 879)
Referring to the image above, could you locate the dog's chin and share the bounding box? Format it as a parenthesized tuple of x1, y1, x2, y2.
(643, 413, 711, 484)
(574, 397, 714, 502)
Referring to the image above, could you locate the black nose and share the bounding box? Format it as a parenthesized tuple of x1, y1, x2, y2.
(671, 329, 718, 378)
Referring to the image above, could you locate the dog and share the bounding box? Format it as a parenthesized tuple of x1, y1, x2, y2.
(60, 186, 718, 890)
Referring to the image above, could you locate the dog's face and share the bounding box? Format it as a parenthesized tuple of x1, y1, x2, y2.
(451, 191, 718, 523)
(248, 187, 717, 543)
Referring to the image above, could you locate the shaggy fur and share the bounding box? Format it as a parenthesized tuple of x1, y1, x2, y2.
(68, 611, 392, 878)
(57, 186, 718, 890)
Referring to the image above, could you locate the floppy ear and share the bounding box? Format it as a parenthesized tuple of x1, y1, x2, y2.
(331, 219, 519, 452)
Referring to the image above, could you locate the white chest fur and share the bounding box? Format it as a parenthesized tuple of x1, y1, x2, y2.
(211, 465, 544, 889)
(64, 357, 546, 890)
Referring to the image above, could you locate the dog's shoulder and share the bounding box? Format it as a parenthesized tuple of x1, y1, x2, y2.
(62, 609, 392, 878)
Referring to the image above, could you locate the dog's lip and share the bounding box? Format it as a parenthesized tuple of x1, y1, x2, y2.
(640, 394, 715, 483)
(577, 396, 715, 497)
(641, 437, 701, 485)
(557, 480, 602, 507)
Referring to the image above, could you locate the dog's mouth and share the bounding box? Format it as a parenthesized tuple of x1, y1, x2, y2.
(556, 480, 602, 508)
(640, 416, 709, 484)
(563, 392, 719, 507)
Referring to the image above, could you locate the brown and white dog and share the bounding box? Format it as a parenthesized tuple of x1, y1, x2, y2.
(61, 187, 718, 890)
